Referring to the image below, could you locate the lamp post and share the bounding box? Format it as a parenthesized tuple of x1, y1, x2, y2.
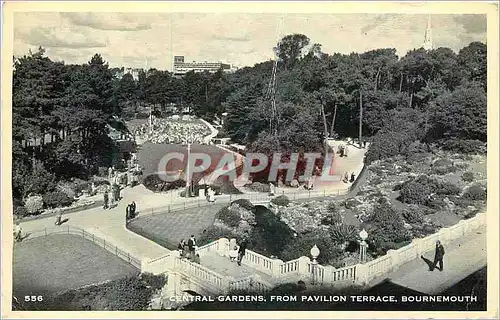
(359, 229, 368, 263)
(310, 245, 320, 285)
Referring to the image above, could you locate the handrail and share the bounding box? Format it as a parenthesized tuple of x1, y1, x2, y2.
(24, 225, 142, 269)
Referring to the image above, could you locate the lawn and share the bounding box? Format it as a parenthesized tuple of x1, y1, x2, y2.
(127, 204, 224, 250)
(13, 234, 139, 299)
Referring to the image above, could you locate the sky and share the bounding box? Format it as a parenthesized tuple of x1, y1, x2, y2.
(13, 12, 487, 71)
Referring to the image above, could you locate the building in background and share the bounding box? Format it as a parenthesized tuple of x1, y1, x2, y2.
(173, 55, 232, 75)
(114, 67, 143, 80)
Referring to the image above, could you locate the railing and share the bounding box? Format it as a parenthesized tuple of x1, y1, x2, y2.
(143, 254, 172, 275)
(202, 211, 487, 289)
(229, 275, 273, 293)
(25, 225, 142, 269)
(332, 265, 356, 282)
(129, 188, 349, 221)
(241, 250, 275, 276)
(174, 256, 225, 291)
(280, 258, 300, 275)
(196, 239, 221, 255)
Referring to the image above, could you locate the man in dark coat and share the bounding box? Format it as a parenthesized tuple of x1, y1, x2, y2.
(433, 240, 445, 271)
(187, 235, 197, 259)
(237, 238, 248, 266)
(130, 201, 137, 218)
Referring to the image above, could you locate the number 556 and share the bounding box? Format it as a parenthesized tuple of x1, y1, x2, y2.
(24, 295, 43, 302)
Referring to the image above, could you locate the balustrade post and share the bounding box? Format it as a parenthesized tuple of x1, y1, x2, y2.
(141, 258, 150, 273)
(296, 256, 311, 275)
(271, 258, 284, 276)
(386, 249, 400, 271)
(354, 263, 368, 286)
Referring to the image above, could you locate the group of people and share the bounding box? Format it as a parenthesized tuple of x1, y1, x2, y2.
(134, 118, 210, 145)
(342, 172, 356, 184)
(178, 235, 200, 263)
(103, 187, 121, 209)
(125, 202, 137, 221)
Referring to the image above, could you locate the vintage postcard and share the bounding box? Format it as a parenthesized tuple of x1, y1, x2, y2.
(1, 1, 499, 319)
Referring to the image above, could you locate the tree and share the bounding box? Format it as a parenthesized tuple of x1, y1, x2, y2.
(274, 34, 311, 69)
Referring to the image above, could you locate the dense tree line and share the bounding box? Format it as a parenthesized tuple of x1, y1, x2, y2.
(12, 35, 487, 204)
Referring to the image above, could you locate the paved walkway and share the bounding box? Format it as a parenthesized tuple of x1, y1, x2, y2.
(199, 251, 276, 285)
(19, 187, 171, 260)
(388, 226, 487, 294)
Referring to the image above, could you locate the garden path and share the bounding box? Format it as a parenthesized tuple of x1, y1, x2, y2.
(387, 226, 487, 294)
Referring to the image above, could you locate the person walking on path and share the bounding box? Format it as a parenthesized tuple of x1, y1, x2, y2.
(207, 188, 215, 203)
(126, 204, 131, 221)
(269, 183, 275, 196)
(55, 208, 63, 226)
(433, 240, 445, 271)
(178, 239, 186, 258)
(350, 172, 356, 183)
(187, 235, 197, 259)
(130, 201, 137, 218)
(237, 238, 248, 266)
(343, 172, 349, 183)
(14, 222, 23, 242)
(103, 191, 109, 209)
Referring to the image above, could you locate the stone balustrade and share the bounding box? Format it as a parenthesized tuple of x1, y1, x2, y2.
(141, 211, 486, 295)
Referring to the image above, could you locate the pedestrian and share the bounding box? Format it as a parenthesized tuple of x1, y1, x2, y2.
(269, 183, 275, 196)
(344, 145, 349, 157)
(343, 172, 349, 183)
(14, 222, 22, 242)
(433, 240, 445, 271)
(187, 235, 197, 259)
(178, 239, 186, 258)
(55, 209, 62, 226)
(126, 204, 131, 221)
(130, 201, 137, 218)
(237, 238, 248, 266)
(340, 145, 345, 157)
(208, 188, 215, 203)
(103, 191, 109, 209)
(350, 172, 356, 183)
(363, 141, 367, 148)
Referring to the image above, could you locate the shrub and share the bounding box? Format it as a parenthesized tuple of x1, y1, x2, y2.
(43, 191, 74, 209)
(430, 165, 457, 175)
(271, 195, 290, 207)
(244, 182, 270, 193)
(232, 199, 255, 211)
(440, 138, 486, 154)
(401, 207, 425, 224)
(14, 205, 29, 217)
(216, 205, 242, 228)
(24, 195, 44, 214)
(398, 176, 460, 205)
(34, 273, 167, 311)
(398, 179, 433, 205)
(56, 182, 76, 199)
(435, 181, 461, 195)
(329, 225, 357, 244)
(98, 167, 109, 177)
(73, 179, 91, 195)
(364, 202, 411, 255)
(320, 211, 342, 226)
(198, 226, 238, 246)
(463, 184, 487, 201)
(462, 171, 475, 182)
(326, 202, 338, 214)
(249, 206, 294, 257)
(280, 232, 343, 265)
